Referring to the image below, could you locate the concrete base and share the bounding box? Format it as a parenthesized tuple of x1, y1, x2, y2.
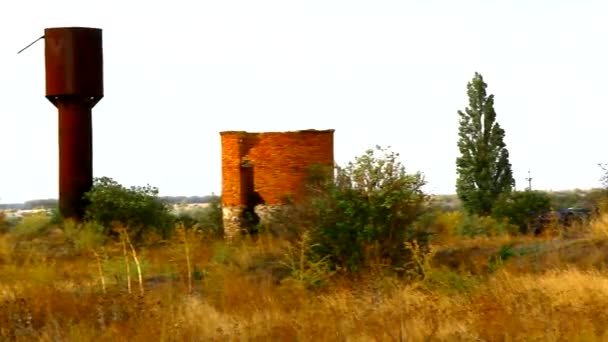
(222, 207, 246, 239)
(254, 205, 285, 225)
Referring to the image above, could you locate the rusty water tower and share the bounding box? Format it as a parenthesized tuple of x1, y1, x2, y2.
(22, 27, 104, 219)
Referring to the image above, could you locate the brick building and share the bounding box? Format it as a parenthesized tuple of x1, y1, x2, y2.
(220, 129, 334, 237)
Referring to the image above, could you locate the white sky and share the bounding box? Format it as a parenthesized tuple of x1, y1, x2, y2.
(1, 0, 607, 203)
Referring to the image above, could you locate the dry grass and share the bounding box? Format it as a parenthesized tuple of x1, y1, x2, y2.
(591, 213, 608, 240)
(3, 215, 608, 340)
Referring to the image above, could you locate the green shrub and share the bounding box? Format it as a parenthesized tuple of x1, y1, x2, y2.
(49, 207, 64, 225)
(492, 190, 552, 234)
(302, 146, 431, 273)
(83, 177, 174, 241)
(187, 197, 224, 238)
(280, 232, 334, 289)
(172, 196, 223, 239)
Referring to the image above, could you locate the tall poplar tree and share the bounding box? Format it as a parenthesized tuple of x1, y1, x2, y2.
(456, 72, 514, 216)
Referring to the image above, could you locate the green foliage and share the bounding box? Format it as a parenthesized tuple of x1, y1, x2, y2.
(83, 177, 174, 241)
(195, 196, 224, 236)
(492, 190, 552, 234)
(304, 146, 430, 273)
(49, 207, 64, 225)
(175, 196, 224, 238)
(280, 232, 334, 289)
(456, 72, 514, 216)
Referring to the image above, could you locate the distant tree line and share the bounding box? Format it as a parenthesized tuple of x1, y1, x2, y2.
(433, 189, 607, 214)
(160, 195, 219, 204)
(0, 199, 58, 210)
(0, 194, 219, 210)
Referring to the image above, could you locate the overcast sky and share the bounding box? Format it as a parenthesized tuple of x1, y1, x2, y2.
(1, 0, 607, 203)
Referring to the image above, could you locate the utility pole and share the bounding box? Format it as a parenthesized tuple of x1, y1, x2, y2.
(526, 169, 532, 191)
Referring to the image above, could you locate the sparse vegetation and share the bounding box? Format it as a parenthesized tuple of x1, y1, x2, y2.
(1, 208, 608, 339)
(178, 195, 224, 238)
(3, 144, 608, 340)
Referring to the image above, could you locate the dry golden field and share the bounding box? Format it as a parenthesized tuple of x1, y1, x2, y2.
(2, 212, 608, 341)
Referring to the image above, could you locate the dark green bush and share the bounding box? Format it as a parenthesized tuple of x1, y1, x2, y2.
(302, 146, 431, 273)
(83, 177, 174, 241)
(492, 190, 552, 234)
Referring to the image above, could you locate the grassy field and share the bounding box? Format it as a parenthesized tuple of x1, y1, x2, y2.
(2, 213, 608, 341)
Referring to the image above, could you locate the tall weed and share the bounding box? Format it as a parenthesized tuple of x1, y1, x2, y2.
(62, 220, 106, 255)
(11, 213, 51, 240)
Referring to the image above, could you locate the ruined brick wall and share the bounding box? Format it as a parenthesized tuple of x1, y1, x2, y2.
(220, 129, 334, 237)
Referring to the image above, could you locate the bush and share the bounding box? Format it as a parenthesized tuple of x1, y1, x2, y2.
(192, 196, 224, 237)
(83, 177, 174, 241)
(492, 190, 552, 234)
(175, 196, 224, 238)
(301, 146, 431, 273)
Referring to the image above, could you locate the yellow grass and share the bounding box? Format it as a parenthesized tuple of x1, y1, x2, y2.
(591, 213, 608, 239)
(2, 216, 608, 340)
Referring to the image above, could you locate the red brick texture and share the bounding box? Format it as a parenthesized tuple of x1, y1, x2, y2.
(220, 130, 335, 208)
